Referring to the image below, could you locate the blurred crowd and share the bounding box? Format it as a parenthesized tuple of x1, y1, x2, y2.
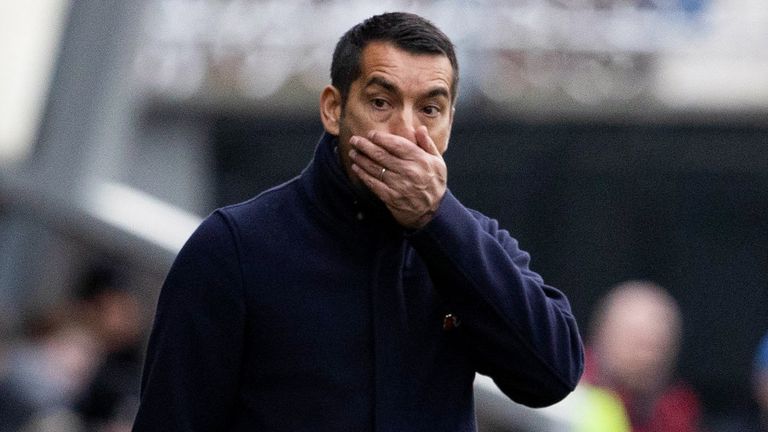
(1, 269, 766, 432)
(0, 264, 146, 432)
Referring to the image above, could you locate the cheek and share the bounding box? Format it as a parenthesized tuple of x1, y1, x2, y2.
(366, 106, 391, 124)
(340, 107, 375, 135)
(430, 126, 451, 153)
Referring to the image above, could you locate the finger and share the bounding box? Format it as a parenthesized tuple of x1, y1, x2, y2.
(363, 131, 421, 160)
(414, 126, 440, 156)
(350, 135, 407, 171)
(348, 148, 394, 182)
(351, 162, 395, 200)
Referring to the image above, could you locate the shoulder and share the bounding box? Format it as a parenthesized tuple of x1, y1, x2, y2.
(661, 380, 702, 408)
(176, 177, 301, 256)
(651, 379, 702, 427)
(216, 176, 303, 228)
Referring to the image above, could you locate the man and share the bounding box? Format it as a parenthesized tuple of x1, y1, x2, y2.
(133, 12, 583, 431)
(583, 280, 700, 432)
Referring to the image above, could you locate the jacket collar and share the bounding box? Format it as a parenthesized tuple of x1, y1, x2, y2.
(300, 132, 399, 232)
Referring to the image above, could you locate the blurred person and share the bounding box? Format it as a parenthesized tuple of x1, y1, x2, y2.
(133, 12, 583, 431)
(0, 327, 35, 432)
(3, 306, 98, 432)
(584, 280, 701, 432)
(571, 383, 632, 432)
(752, 332, 768, 431)
(73, 263, 145, 432)
(548, 373, 632, 432)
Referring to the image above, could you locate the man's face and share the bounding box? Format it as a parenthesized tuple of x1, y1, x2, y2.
(329, 41, 455, 191)
(596, 293, 679, 395)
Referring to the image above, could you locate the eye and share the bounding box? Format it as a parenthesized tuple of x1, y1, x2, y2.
(422, 105, 441, 117)
(371, 98, 390, 110)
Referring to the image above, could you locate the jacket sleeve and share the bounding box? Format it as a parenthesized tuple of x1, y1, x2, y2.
(406, 190, 584, 407)
(133, 210, 245, 431)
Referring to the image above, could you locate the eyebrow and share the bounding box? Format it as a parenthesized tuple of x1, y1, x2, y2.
(365, 76, 398, 94)
(425, 87, 450, 101)
(364, 76, 450, 101)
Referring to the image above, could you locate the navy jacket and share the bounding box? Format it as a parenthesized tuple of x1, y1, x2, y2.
(133, 133, 583, 431)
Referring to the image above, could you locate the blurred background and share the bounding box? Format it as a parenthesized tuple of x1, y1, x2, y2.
(1, 0, 767, 431)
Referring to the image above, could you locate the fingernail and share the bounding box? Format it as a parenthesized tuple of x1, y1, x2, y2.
(349, 149, 356, 158)
(350, 136, 358, 146)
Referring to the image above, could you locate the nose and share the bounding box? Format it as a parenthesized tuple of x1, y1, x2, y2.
(390, 106, 417, 143)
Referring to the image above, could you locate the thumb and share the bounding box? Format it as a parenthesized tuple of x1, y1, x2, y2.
(415, 126, 439, 156)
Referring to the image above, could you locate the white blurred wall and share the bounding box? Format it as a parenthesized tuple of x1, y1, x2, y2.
(0, 1, 71, 165)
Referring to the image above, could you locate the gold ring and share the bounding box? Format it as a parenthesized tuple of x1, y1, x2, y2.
(379, 167, 387, 181)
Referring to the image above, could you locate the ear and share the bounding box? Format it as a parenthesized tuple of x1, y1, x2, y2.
(320, 85, 342, 136)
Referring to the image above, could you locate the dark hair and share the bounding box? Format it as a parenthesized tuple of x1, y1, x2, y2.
(74, 261, 126, 301)
(331, 12, 459, 106)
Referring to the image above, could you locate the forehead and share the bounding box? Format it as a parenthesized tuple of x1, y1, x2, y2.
(357, 41, 453, 94)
